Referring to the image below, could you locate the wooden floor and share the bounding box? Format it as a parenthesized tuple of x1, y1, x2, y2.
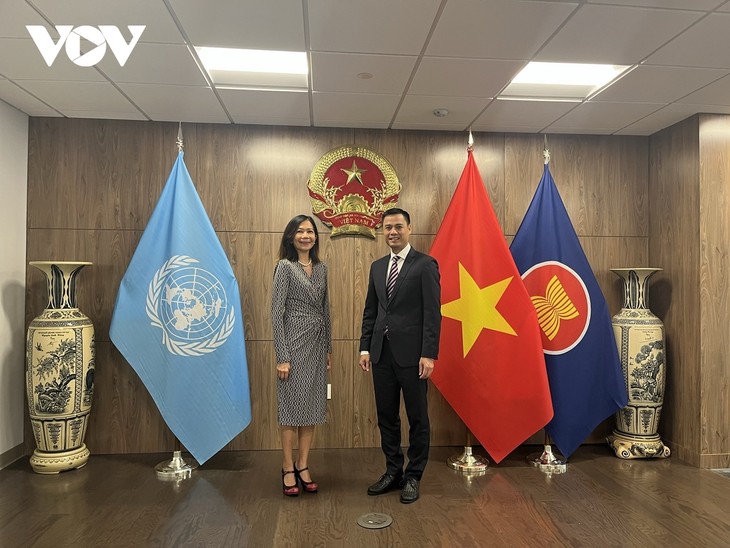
(1, 445, 729, 547)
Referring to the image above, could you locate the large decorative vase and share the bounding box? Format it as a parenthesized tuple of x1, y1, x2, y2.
(607, 268, 670, 459)
(26, 261, 95, 474)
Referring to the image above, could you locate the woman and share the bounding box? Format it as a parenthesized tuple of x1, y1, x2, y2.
(272, 214, 332, 496)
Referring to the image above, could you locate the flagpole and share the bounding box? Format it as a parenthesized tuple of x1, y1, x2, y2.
(522, 137, 567, 476)
(155, 439, 199, 480)
(447, 427, 489, 475)
(526, 432, 567, 475)
(152, 123, 199, 480)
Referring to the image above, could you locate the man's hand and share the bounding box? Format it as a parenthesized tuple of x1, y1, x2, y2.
(359, 352, 371, 372)
(419, 357, 435, 379)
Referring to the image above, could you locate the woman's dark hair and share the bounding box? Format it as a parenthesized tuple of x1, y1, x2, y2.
(279, 214, 321, 263)
(382, 207, 410, 225)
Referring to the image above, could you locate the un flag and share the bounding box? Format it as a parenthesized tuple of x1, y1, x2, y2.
(110, 152, 251, 464)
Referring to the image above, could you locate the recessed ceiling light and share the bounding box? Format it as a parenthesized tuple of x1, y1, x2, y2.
(357, 72, 373, 80)
(433, 108, 449, 117)
(499, 61, 631, 101)
(196, 47, 308, 88)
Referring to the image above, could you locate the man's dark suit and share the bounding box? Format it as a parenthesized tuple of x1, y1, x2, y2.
(360, 247, 441, 480)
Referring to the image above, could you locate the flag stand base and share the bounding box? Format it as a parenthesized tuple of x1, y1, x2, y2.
(155, 450, 198, 480)
(527, 444, 567, 475)
(447, 446, 488, 475)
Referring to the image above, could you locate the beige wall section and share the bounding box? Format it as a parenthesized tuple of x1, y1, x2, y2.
(26, 118, 651, 456)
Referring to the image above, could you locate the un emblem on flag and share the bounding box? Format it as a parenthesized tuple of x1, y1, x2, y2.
(146, 255, 235, 357)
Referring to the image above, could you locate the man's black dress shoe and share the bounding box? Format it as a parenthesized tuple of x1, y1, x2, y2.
(367, 473, 403, 496)
(400, 477, 420, 504)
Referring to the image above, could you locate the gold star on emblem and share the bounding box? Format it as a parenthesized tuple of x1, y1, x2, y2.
(441, 263, 517, 357)
(341, 160, 366, 185)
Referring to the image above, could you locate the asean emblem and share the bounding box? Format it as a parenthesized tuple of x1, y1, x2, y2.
(146, 255, 235, 357)
(308, 145, 401, 238)
(521, 261, 591, 355)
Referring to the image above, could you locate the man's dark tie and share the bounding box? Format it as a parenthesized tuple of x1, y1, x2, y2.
(386, 255, 400, 300)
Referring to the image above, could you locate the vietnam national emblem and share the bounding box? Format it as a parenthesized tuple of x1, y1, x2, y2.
(308, 146, 401, 238)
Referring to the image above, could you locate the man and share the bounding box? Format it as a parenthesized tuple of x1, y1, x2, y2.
(359, 207, 441, 504)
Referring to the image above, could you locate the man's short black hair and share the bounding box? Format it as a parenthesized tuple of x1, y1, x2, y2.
(382, 207, 410, 224)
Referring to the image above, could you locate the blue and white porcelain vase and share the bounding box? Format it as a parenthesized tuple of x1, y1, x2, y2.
(607, 268, 670, 459)
(26, 261, 95, 474)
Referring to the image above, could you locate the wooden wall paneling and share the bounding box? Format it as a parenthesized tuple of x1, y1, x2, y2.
(505, 133, 548, 236)
(187, 124, 353, 233)
(505, 134, 649, 237)
(649, 116, 701, 465)
(581, 235, 650, 444)
(320, 340, 355, 449)
(24, 118, 657, 458)
(85, 343, 176, 454)
(25, 228, 142, 343)
(226, 341, 278, 450)
(222, 231, 278, 342)
(27, 118, 79, 229)
(698, 115, 730, 467)
(320, 234, 355, 341)
(354, 129, 504, 235)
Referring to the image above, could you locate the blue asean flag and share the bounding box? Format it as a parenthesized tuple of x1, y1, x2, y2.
(110, 151, 251, 464)
(510, 164, 627, 458)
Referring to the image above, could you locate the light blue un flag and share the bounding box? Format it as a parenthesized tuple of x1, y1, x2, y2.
(110, 151, 251, 464)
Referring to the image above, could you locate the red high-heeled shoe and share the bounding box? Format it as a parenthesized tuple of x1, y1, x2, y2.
(294, 463, 318, 493)
(282, 469, 300, 496)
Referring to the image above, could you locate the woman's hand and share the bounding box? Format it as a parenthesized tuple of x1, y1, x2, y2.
(276, 362, 291, 380)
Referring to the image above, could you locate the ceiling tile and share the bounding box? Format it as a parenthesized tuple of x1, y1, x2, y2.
(409, 57, 524, 97)
(615, 103, 730, 135)
(30, 0, 184, 44)
(0, 38, 105, 81)
(547, 101, 665, 131)
(677, 74, 730, 106)
(0, 79, 60, 116)
(218, 88, 310, 126)
(472, 99, 577, 131)
(309, 0, 441, 55)
(118, 83, 230, 123)
(312, 91, 400, 128)
(19, 80, 140, 112)
(395, 95, 489, 128)
(0, 1, 48, 39)
(645, 13, 730, 69)
(536, 5, 703, 64)
(97, 43, 207, 86)
(427, 0, 576, 59)
(311, 52, 416, 94)
(169, 0, 304, 49)
(586, 0, 724, 8)
(594, 65, 729, 103)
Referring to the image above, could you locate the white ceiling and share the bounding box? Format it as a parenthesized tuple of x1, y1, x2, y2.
(3, 0, 730, 135)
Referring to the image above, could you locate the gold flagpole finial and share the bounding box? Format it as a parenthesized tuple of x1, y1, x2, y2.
(177, 122, 184, 152)
(468, 129, 474, 152)
(543, 134, 550, 165)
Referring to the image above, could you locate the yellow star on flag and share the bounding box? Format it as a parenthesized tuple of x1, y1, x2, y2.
(341, 160, 366, 185)
(441, 263, 517, 357)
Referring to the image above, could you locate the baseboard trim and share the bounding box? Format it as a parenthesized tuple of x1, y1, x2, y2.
(0, 444, 26, 470)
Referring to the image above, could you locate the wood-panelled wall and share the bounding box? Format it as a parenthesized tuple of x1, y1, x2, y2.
(25, 118, 649, 457)
(649, 114, 730, 468)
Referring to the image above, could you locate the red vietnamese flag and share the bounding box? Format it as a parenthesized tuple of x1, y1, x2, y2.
(430, 148, 553, 463)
